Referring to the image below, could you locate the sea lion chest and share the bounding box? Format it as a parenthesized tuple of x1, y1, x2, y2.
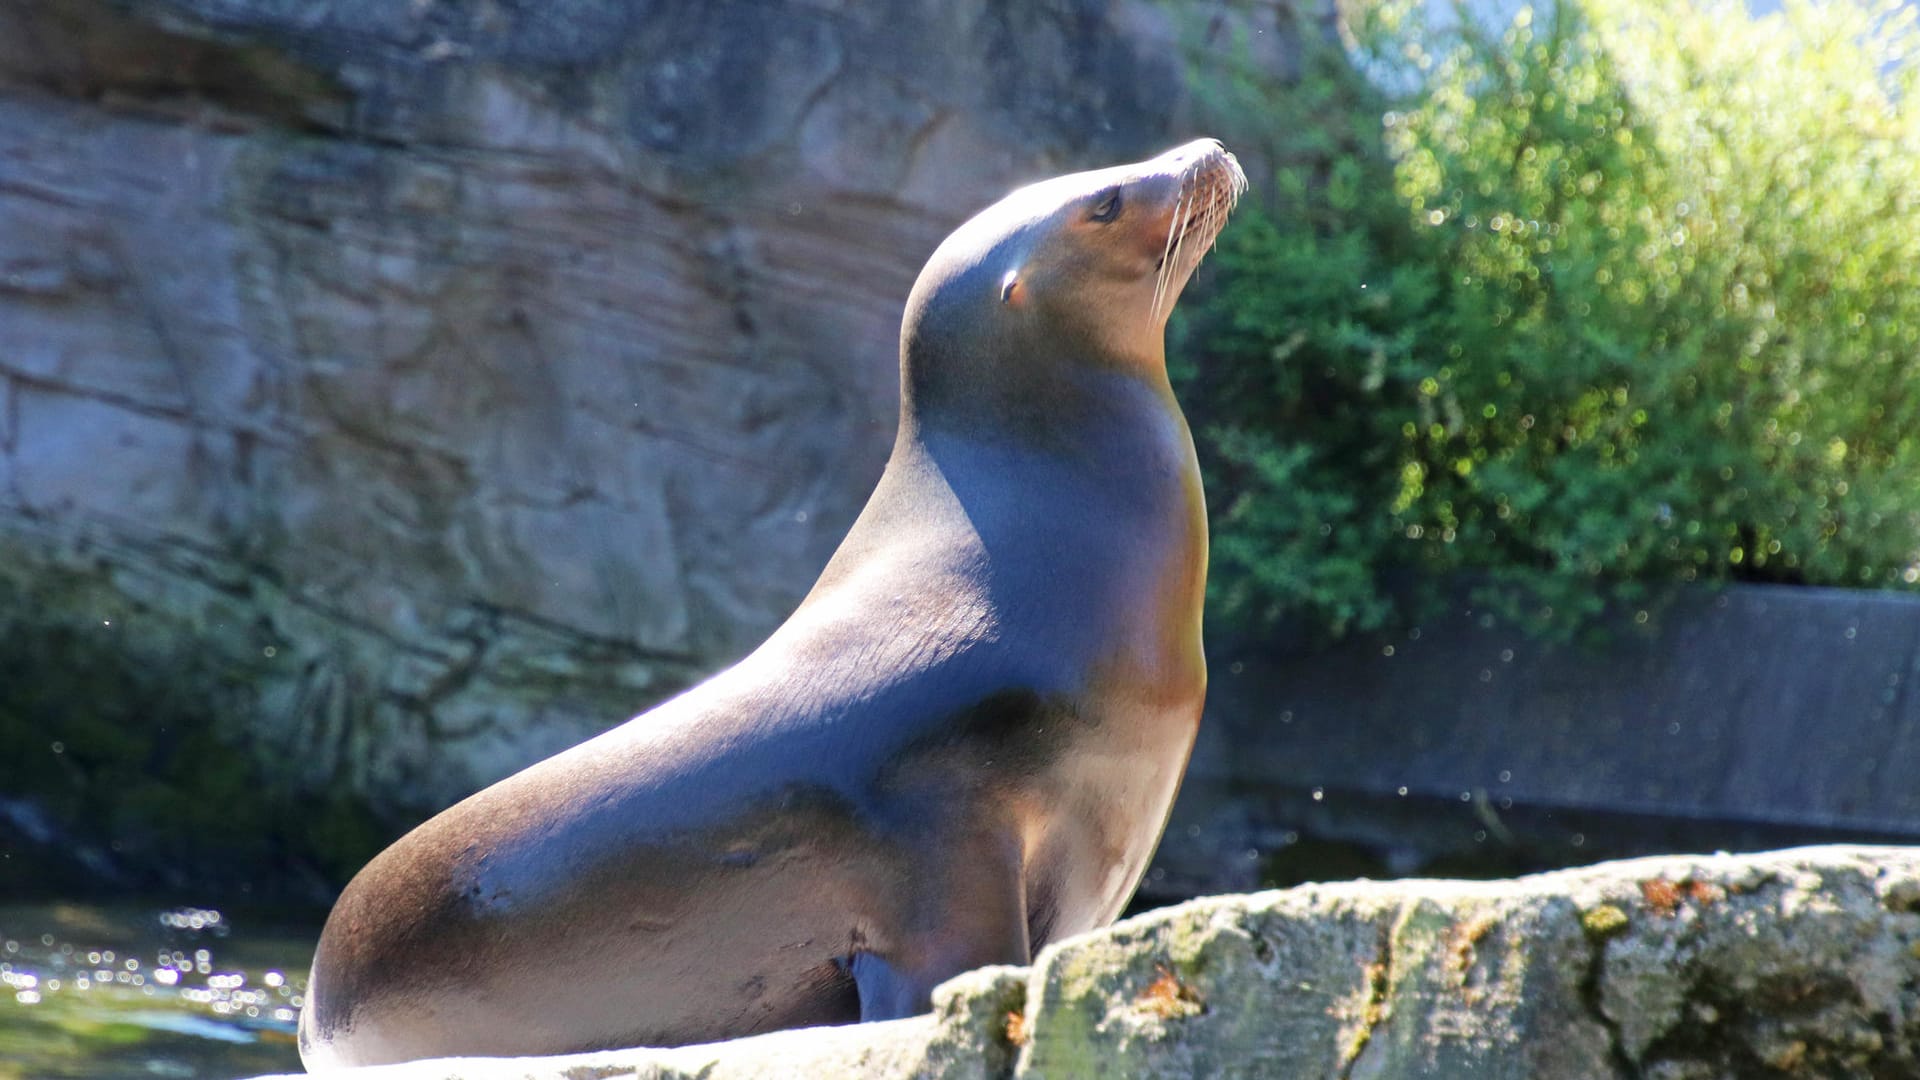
(840, 409, 1206, 937)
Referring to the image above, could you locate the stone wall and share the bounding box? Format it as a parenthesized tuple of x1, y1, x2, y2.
(0, 0, 1302, 836)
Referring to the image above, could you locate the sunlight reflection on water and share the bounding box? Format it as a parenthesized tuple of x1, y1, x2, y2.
(0, 902, 313, 1079)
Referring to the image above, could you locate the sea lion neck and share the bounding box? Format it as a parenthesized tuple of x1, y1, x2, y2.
(895, 332, 1172, 451)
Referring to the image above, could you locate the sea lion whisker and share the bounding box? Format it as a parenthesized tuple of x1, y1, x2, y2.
(1167, 198, 1193, 308)
(1152, 183, 1187, 320)
(1172, 180, 1201, 308)
(1148, 151, 1250, 323)
(1204, 184, 1225, 255)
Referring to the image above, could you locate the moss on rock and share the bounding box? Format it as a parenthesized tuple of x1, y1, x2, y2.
(0, 556, 389, 906)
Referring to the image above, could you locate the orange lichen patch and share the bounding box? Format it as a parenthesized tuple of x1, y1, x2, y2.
(1340, 958, 1391, 1069)
(1135, 963, 1205, 1019)
(1641, 876, 1721, 917)
(1004, 1008, 1030, 1047)
(1362, 959, 1387, 987)
(1447, 914, 1499, 978)
(1684, 880, 1723, 906)
(1767, 1039, 1808, 1071)
(1641, 877, 1683, 916)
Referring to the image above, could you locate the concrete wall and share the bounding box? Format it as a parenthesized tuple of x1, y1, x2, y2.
(1151, 584, 1920, 900)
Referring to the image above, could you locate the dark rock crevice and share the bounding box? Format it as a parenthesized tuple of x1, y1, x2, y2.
(1338, 909, 1398, 1079)
(0, 0, 352, 134)
(1577, 922, 1642, 1080)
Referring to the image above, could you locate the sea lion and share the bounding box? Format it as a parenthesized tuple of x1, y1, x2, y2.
(299, 138, 1246, 1068)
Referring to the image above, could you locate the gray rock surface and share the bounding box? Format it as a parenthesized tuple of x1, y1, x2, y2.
(255, 846, 1920, 1079)
(0, 0, 1296, 818)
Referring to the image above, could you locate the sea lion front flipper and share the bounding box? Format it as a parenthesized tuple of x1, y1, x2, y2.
(851, 829, 1031, 1021)
(847, 952, 927, 1021)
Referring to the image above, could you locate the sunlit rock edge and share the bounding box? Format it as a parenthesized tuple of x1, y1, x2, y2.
(258, 844, 1920, 1080)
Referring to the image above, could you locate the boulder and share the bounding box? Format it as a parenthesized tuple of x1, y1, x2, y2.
(262, 845, 1920, 1079)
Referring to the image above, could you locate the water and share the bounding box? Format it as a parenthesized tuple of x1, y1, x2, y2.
(0, 903, 313, 1079)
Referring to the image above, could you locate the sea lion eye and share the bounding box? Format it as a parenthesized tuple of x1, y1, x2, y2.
(1089, 188, 1122, 223)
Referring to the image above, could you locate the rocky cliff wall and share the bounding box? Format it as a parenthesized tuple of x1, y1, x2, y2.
(0, 0, 1300, 851)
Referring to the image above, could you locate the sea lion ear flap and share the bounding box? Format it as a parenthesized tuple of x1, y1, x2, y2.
(999, 269, 1023, 307)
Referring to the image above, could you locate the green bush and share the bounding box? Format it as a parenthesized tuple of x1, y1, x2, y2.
(1179, 0, 1920, 641)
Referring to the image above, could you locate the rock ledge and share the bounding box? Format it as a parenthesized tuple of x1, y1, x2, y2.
(266, 845, 1920, 1079)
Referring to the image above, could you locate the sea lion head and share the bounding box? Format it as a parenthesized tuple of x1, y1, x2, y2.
(901, 138, 1247, 398)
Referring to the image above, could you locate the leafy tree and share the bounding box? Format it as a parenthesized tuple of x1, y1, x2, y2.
(1179, 0, 1920, 641)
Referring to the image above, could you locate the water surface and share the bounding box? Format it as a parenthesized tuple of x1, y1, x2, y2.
(0, 902, 312, 1079)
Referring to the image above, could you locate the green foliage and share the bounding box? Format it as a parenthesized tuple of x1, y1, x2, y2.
(1178, 0, 1920, 640)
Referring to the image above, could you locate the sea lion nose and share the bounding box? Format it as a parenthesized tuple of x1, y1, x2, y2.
(1158, 138, 1228, 167)
(1147, 139, 1246, 196)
